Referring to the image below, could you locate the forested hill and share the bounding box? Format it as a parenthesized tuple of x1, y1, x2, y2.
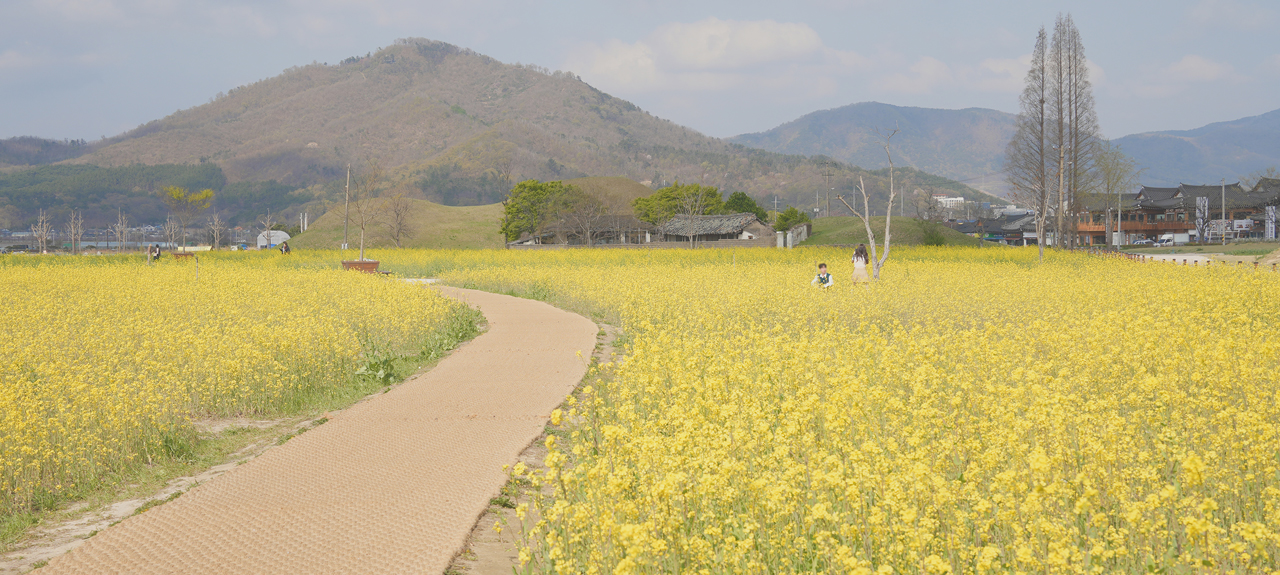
(64, 39, 990, 209)
(728, 102, 1017, 192)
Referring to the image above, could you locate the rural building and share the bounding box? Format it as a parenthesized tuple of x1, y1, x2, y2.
(256, 230, 290, 248)
(659, 213, 776, 247)
(948, 212, 1039, 245)
(509, 212, 776, 249)
(1076, 182, 1280, 244)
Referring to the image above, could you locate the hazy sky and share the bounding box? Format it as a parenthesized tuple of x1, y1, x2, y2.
(3, 0, 1277, 142)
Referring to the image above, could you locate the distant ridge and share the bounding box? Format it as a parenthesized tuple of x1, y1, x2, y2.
(729, 102, 1017, 191)
(1112, 108, 1280, 186)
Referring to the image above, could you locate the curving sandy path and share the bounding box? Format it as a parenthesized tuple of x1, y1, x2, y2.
(40, 287, 598, 574)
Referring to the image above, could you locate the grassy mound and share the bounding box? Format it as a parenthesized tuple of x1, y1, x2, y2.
(288, 198, 504, 250)
(799, 216, 981, 247)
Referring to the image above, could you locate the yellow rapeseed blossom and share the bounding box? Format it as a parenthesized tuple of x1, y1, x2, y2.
(0, 254, 473, 514)
(408, 246, 1280, 574)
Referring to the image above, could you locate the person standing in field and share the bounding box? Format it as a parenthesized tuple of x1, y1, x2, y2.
(279, 241, 291, 255)
(851, 244, 870, 283)
(811, 263, 834, 288)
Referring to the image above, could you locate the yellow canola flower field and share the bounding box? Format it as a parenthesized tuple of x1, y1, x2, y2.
(430, 247, 1280, 575)
(0, 256, 472, 514)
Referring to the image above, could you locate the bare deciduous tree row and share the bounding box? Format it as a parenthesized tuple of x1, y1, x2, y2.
(1006, 13, 1105, 259)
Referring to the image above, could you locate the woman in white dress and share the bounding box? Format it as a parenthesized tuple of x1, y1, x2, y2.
(851, 244, 871, 283)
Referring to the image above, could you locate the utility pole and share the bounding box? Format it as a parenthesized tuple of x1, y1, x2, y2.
(1222, 178, 1227, 246)
(343, 164, 351, 250)
(821, 162, 834, 218)
(1116, 179, 1122, 247)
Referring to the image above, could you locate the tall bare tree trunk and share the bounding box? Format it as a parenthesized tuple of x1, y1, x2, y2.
(1005, 27, 1049, 261)
(1047, 13, 1100, 250)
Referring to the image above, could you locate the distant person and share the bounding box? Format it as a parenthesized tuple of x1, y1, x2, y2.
(279, 240, 291, 255)
(811, 263, 834, 288)
(851, 244, 870, 284)
(149, 244, 162, 263)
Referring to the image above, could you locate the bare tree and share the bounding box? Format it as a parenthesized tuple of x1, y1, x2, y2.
(1047, 13, 1101, 249)
(1241, 167, 1279, 190)
(32, 209, 53, 253)
(913, 189, 942, 220)
(1090, 140, 1141, 247)
(350, 161, 388, 260)
(675, 184, 717, 248)
(63, 210, 85, 254)
(257, 210, 279, 250)
(1059, 14, 1101, 248)
(1006, 26, 1051, 261)
(207, 213, 226, 250)
(382, 193, 415, 248)
(557, 186, 608, 246)
(163, 215, 180, 250)
(111, 209, 129, 253)
(835, 128, 899, 280)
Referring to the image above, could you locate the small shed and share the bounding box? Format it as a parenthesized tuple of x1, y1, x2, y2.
(257, 230, 290, 249)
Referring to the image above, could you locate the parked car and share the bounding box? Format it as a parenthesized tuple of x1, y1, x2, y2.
(1154, 239, 1175, 247)
(1133, 239, 1155, 246)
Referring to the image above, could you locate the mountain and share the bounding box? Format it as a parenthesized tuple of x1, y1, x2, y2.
(731, 101, 1280, 194)
(2, 38, 996, 232)
(729, 102, 1016, 191)
(1112, 109, 1280, 187)
(0, 136, 95, 167)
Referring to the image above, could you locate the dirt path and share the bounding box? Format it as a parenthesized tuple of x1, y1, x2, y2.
(38, 287, 598, 575)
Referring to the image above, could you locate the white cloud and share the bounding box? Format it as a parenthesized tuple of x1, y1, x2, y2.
(646, 18, 823, 71)
(1166, 54, 1232, 82)
(572, 39, 660, 91)
(1188, 0, 1275, 31)
(35, 0, 123, 21)
(566, 18, 865, 94)
(1261, 54, 1280, 74)
(969, 55, 1030, 93)
(876, 56, 952, 94)
(1128, 54, 1242, 98)
(0, 49, 37, 70)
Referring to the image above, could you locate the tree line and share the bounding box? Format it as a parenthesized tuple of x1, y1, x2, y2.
(499, 180, 779, 245)
(0, 163, 309, 230)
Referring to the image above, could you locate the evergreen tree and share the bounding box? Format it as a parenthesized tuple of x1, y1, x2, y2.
(723, 191, 768, 221)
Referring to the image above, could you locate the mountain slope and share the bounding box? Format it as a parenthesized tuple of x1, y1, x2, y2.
(1112, 108, 1280, 186)
(65, 39, 993, 217)
(729, 102, 1016, 185)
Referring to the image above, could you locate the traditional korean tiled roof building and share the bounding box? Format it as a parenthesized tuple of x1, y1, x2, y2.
(658, 213, 774, 244)
(1076, 182, 1279, 244)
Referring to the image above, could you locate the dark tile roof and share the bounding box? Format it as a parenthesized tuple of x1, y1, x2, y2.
(1138, 197, 1187, 210)
(1252, 177, 1280, 194)
(1180, 182, 1246, 197)
(659, 213, 766, 236)
(1126, 183, 1279, 211)
(1137, 186, 1181, 201)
